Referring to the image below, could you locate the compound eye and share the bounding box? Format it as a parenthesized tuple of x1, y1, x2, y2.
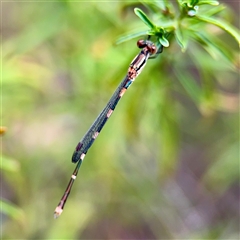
(137, 39, 146, 49)
(149, 44, 157, 54)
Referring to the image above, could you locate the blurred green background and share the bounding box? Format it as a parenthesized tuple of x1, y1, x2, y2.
(1, 1, 239, 239)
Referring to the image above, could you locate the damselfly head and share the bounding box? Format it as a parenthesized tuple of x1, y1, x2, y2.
(137, 40, 157, 55)
(137, 39, 146, 48)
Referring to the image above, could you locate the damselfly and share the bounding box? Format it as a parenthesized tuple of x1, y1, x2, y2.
(54, 39, 163, 218)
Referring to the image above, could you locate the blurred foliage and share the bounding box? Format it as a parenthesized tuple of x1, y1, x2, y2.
(1, 1, 239, 239)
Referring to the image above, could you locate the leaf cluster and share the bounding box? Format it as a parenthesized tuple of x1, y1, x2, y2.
(118, 0, 239, 49)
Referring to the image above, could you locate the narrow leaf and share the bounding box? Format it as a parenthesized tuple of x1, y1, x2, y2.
(191, 31, 235, 63)
(134, 8, 156, 29)
(202, 4, 226, 17)
(190, 0, 199, 6)
(1, 199, 25, 222)
(173, 67, 201, 103)
(197, 0, 219, 5)
(116, 30, 149, 45)
(175, 27, 188, 50)
(196, 15, 240, 45)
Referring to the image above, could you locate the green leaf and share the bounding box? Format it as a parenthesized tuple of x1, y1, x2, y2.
(176, 0, 184, 9)
(201, 4, 226, 17)
(196, 15, 240, 45)
(116, 30, 149, 45)
(141, 0, 167, 13)
(190, 0, 199, 6)
(191, 31, 235, 63)
(183, 0, 219, 7)
(173, 67, 201, 104)
(197, 0, 219, 5)
(179, 0, 188, 5)
(134, 8, 156, 29)
(175, 27, 188, 50)
(1, 199, 25, 222)
(159, 36, 169, 47)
